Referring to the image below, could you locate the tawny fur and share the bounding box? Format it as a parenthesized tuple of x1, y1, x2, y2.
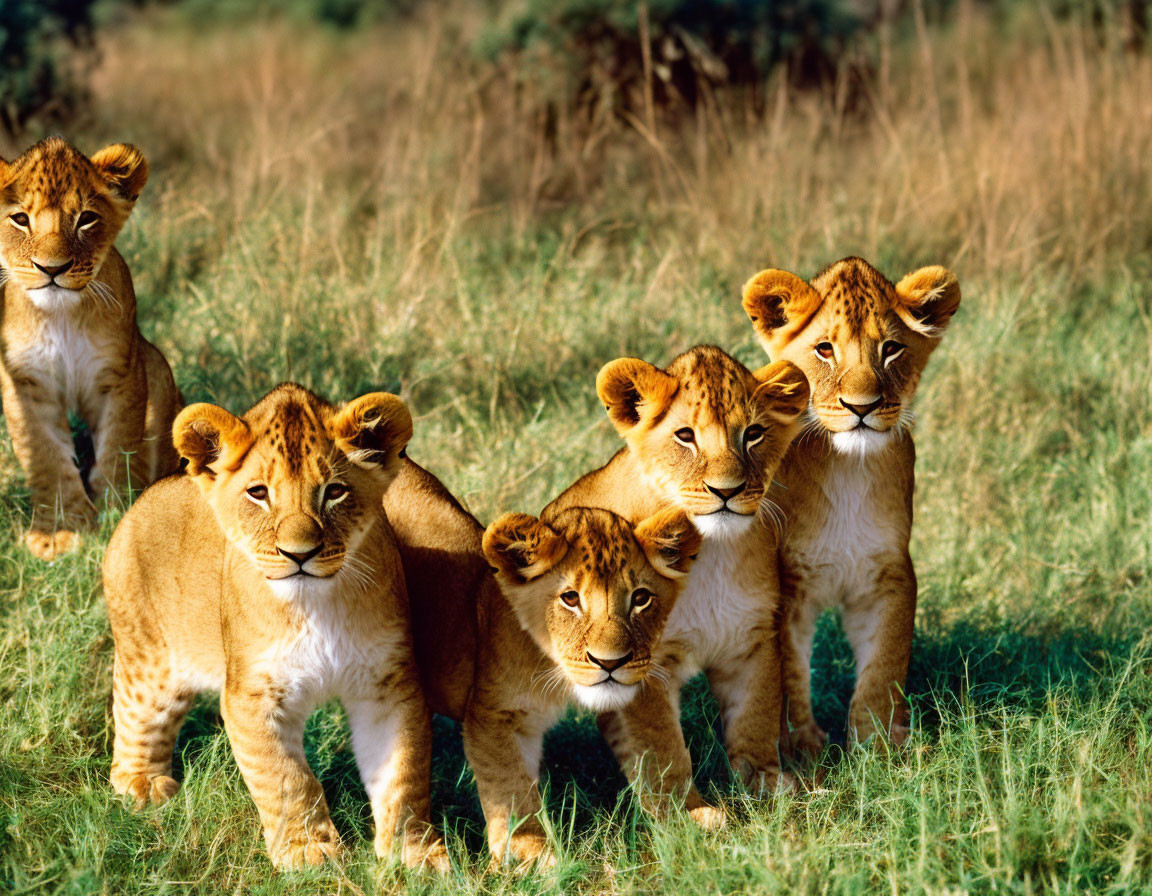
(741, 257, 960, 752)
(385, 461, 698, 867)
(103, 384, 447, 871)
(545, 345, 810, 814)
(0, 138, 181, 560)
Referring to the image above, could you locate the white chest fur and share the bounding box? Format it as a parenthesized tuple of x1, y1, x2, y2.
(10, 311, 102, 411)
(663, 534, 763, 677)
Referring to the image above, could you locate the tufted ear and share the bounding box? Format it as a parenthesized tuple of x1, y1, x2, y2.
(174, 404, 253, 478)
(596, 358, 679, 437)
(742, 268, 823, 350)
(894, 266, 961, 337)
(752, 360, 810, 423)
(483, 513, 569, 586)
(634, 508, 701, 580)
(329, 392, 413, 471)
(90, 143, 149, 203)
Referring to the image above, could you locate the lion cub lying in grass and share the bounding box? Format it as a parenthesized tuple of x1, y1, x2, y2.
(382, 460, 700, 867)
(0, 138, 181, 560)
(104, 384, 446, 870)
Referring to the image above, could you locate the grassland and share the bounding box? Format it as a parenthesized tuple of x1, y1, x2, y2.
(2, 3, 1151, 893)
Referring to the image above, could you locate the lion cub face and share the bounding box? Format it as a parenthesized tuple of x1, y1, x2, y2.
(596, 346, 809, 539)
(0, 137, 149, 311)
(742, 257, 960, 456)
(174, 383, 412, 595)
(484, 507, 701, 711)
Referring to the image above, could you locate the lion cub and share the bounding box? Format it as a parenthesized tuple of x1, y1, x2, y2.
(473, 505, 700, 866)
(545, 346, 809, 808)
(0, 137, 181, 560)
(742, 257, 960, 752)
(104, 384, 446, 870)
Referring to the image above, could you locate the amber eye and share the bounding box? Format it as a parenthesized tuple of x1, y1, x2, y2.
(881, 340, 906, 364)
(815, 342, 835, 360)
(246, 485, 268, 502)
(323, 483, 348, 503)
(560, 590, 580, 608)
(77, 210, 100, 230)
(743, 424, 766, 447)
(674, 428, 695, 445)
(631, 588, 654, 611)
(9, 213, 29, 228)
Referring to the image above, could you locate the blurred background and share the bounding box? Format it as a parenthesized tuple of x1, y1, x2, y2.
(2, 1, 1151, 891)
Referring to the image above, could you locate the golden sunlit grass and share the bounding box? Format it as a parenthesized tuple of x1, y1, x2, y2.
(1, 2, 1150, 892)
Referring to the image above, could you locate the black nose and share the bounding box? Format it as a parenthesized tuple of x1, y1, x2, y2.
(33, 260, 73, 278)
(587, 651, 633, 673)
(278, 545, 322, 565)
(840, 398, 883, 419)
(705, 482, 746, 501)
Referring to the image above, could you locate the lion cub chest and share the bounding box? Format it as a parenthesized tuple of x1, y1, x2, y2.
(661, 535, 767, 677)
(9, 311, 106, 411)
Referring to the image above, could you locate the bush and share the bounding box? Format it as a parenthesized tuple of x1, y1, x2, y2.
(476, 0, 868, 119)
(0, 0, 98, 137)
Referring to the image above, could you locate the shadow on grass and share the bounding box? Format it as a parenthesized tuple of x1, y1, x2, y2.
(167, 614, 1148, 856)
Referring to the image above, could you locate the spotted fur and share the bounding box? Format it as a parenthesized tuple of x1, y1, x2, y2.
(0, 138, 181, 559)
(104, 384, 448, 871)
(742, 257, 960, 751)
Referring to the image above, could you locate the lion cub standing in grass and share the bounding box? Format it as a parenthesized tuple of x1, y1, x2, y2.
(742, 257, 960, 753)
(383, 460, 700, 867)
(545, 346, 810, 809)
(104, 384, 447, 870)
(0, 137, 181, 560)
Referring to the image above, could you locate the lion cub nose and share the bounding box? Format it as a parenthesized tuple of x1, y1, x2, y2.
(33, 259, 73, 278)
(278, 544, 322, 565)
(587, 650, 634, 672)
(705, 481, 746, 501)
(840, 397, 883, 419)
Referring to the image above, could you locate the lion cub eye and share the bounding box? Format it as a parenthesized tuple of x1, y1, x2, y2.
(630, 588, 654, 611)
(881, 340, 906, 366)
(673, 427, 695, 445)
(743, 424, 766, 448)
(323, 483, 348, 504)
(246, 485, 269, 503)
(815, 342, 835, 361)
(77, 211, 100, 230)
(9, 213, 29, 229)
(559, 590, 581, 609)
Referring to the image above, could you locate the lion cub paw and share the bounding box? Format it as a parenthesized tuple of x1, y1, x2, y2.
(271, 830, 345, 870)
(117, 773, 180, 808)
(25, 528, 82, 561)
(489, 830, 556, 872)
(687, 804, 726, 830)
(785, 720, 828, 759)
(397, 833, 451, 873)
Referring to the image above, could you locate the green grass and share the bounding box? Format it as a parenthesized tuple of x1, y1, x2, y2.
(3, 4, 1152, 893)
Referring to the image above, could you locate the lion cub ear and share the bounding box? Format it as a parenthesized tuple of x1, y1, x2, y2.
(752, 360, 810, 423)
(634, 508, 701, 580)
(90, 144, 149, 204)
(596, 358, 679, 437)
(174, 404, 253, 478)
(742, 269, 822, 351)
(894, 266, 961, 337)
(483, 513, 569, 585)
(329, 392, 413, 470)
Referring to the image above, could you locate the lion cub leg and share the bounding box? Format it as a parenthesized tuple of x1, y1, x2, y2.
(84, 370, 149, 503)
(708, 631, 788, 795)
(109, 652, 193, 807)
(0, 370, 95, 558)
(842, 556, 916, 748)
(345, 666, 448, 872)
(463, 696, 554, 868)
(220, 682, 342, 869)
(139, 338, 182, 482)
(779, 588, 827, 759)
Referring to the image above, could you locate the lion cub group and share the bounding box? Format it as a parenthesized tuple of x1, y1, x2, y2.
(1, 139, 960, 870)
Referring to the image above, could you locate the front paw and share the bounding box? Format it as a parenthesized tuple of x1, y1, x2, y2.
(687, 804, 726, 830)
(731, 758, 795, 798)
(395, 830, 451, 873)
(270, 824, 345, 869)
(25, 528, 82, 560)
(785, 720, 828, 759)
(488, 827, 555, 871)
(115, 772, 180, 808)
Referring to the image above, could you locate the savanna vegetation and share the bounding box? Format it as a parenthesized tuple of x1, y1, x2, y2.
(1, 0, 1151, 892)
